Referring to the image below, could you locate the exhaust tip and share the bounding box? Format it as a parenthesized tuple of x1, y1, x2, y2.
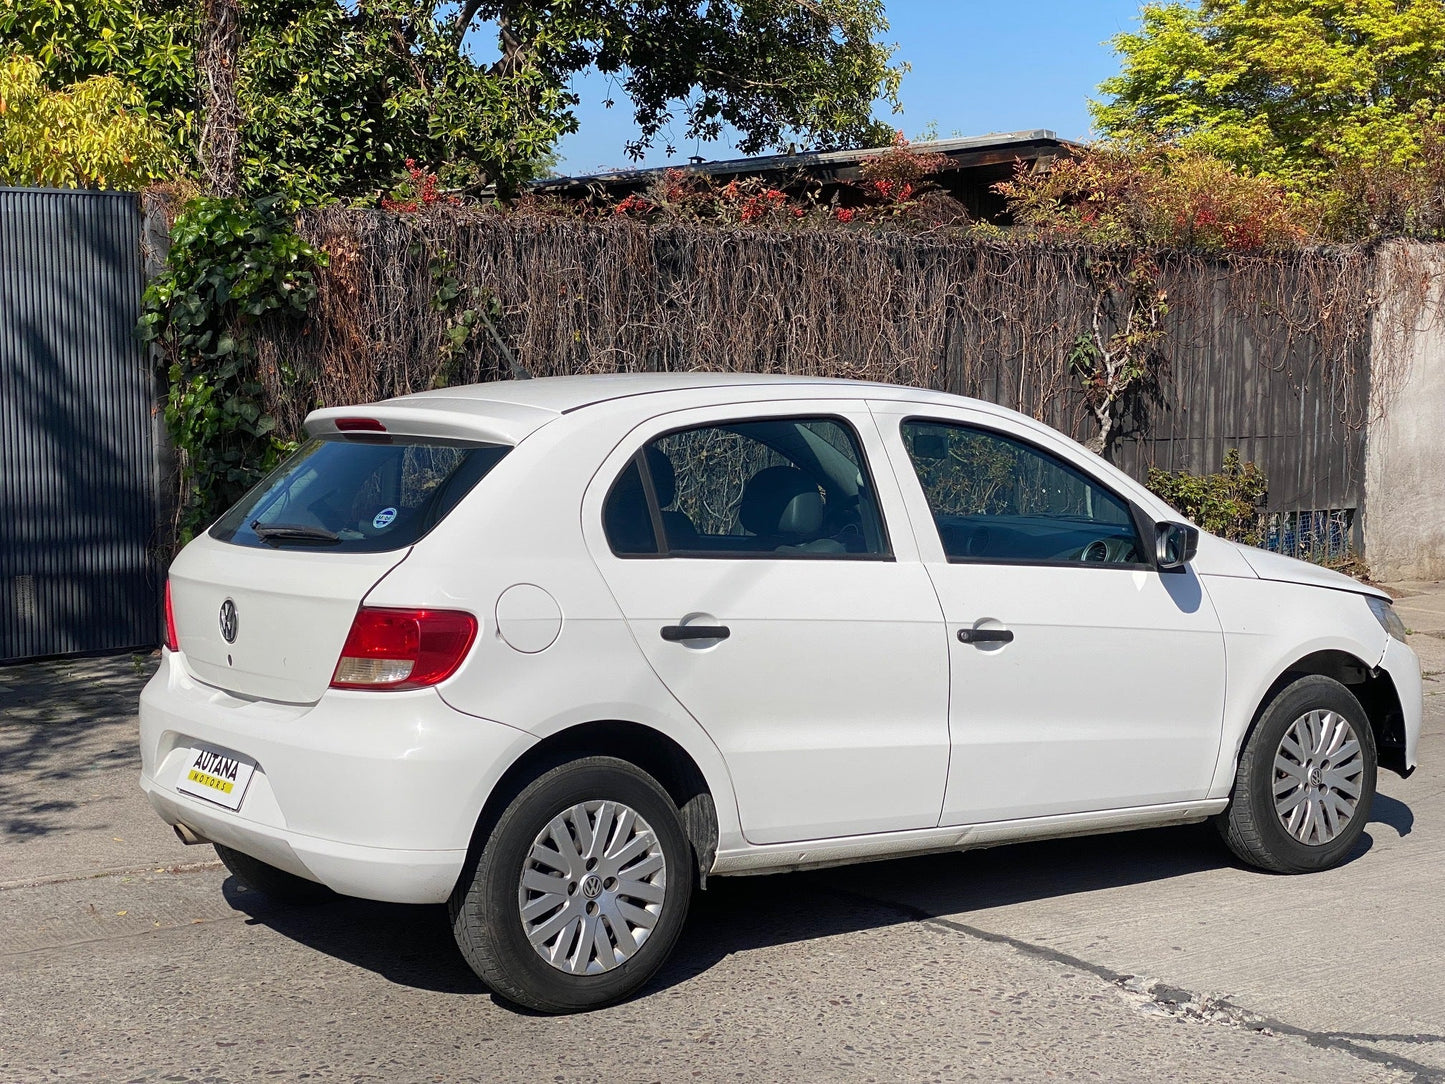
(174, 822, 210, 846)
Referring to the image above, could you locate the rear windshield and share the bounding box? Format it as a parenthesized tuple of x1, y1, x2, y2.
(211, 436, 509, 552)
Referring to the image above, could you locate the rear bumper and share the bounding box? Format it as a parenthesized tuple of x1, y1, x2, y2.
(142, 782, 466, 903)
(139, 651, 536, 904)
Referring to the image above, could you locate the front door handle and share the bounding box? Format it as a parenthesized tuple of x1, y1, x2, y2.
(661, 624, 731, 642)
(958, 627, 1014, 645)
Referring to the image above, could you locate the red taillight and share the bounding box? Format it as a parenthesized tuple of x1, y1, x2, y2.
(335, 417, 387, 432)
(330, 607, 478, 691)
(164, 579, 180, 652)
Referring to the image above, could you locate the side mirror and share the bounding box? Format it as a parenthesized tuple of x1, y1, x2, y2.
(1155, 521, 1199, 571)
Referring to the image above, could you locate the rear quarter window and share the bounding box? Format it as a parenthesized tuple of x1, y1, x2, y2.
(211, 436, 509, 552)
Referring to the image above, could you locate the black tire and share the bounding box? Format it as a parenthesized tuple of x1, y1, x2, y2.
(214, 843, 336, 904)
(449, 756, 693, 1013)
(1217, 674, 1377, 873)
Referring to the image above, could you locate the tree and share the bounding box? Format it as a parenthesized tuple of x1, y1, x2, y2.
(464, 0, 901, 162)
(230, 0, 564, 202)
(197, 0, 242, 196)
(1093, 0, 1445, 186)
(3, 0, 902, 202)
(0, 1, 199, 154)
(995, 143, 1308, 252)
(0, 50, 177, 188)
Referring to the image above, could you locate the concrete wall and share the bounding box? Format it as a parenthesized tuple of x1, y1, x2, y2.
(1365, 243, 1445, 581)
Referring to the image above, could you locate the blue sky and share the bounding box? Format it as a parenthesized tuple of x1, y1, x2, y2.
(551, 0, 1149, 176)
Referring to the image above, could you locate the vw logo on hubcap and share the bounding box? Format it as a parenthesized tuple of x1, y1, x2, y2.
(1308, 766, 1324, 788)
(582, 874, 603, 899)
(218, 599, 239, 644)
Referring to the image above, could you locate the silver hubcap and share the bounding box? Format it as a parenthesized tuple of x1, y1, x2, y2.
(1273, 709, 1365, 846)
(518, 800, 667, 975)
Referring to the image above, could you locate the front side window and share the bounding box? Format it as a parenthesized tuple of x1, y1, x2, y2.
(901, 420, 1145, 565)
(212, 436, 509, 552)
(603, 416, 889, 558)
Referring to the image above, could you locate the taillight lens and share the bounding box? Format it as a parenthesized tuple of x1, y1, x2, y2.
(164, 579, 180, 652)
(334, 417, 387, 432)
(330, 607, 478, 691)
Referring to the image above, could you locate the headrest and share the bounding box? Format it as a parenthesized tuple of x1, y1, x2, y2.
(645, 446, 677, 508)
(739, 466, 824, 537)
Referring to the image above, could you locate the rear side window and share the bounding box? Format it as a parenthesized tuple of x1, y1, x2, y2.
(211, 437, 509, 552)
(603, 416, 890, 558)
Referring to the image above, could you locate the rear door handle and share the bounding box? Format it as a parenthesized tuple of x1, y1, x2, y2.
(661, 624, 731, 642)
(958, 627, 1013, 644)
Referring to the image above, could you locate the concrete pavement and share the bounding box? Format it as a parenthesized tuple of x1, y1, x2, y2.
(0, 653, 200, 888)
(2, 583, 1443, 1082)
(1394, 580, 1445, 648)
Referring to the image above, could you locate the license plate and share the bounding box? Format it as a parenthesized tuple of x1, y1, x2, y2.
(175, 744, 256, 811)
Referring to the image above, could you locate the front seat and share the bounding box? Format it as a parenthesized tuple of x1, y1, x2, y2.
(737, 466, 843, 553)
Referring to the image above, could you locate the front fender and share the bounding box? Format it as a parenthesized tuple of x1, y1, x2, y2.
(1202, 574, 1391, 797)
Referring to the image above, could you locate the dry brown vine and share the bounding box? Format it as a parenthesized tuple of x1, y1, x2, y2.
(252, 210, 1388, 467)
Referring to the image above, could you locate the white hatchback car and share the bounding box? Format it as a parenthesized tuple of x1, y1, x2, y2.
(141, 374, 1421, 1012)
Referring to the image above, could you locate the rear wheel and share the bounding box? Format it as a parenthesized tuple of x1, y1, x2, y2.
(214, 843, 335, 904)
(1218, 675, 1377, 873)
(449, 756, 693, 1013)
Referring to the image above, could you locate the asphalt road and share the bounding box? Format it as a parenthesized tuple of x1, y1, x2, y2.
(2, 595, 1442, 1084)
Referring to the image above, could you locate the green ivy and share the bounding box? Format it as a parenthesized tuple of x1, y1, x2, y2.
(1146, 449, 1268, 546)
(421, 244, 491, 386)
(138, 196, 328, 542)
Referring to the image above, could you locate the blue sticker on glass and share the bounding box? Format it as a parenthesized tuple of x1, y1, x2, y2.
(372, 507, 398, 529)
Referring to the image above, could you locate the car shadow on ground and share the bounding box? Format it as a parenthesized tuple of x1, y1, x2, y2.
(218, 804, 1407, 1010)
(221, 879, 486, 995)
(1370, 791, 1413, 836)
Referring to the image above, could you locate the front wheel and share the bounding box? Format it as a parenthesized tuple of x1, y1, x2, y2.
(449, 756, 693, 1013)
(1218, 675, 1377, 873)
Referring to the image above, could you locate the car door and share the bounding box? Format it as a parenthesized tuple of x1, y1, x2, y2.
(583, 400, 950, 846)
(869, 401, 1228, 825)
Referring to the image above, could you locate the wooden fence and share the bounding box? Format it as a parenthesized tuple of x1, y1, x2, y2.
(267, 213, 1373, 556)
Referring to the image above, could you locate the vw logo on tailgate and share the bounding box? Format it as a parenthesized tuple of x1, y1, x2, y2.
(218, 598, 239, 643)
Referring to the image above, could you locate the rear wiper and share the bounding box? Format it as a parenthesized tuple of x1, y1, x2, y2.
(251, 521, 340, 545)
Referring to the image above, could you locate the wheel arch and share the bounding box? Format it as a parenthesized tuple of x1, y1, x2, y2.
(1239, 650, 1408, 777)
(458, 719, 721, 897)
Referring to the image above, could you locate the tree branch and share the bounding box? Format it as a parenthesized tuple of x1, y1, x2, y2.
(456, 0, 486, 47)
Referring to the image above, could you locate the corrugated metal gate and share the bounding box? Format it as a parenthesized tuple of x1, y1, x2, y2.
(1, 188, 160, 661)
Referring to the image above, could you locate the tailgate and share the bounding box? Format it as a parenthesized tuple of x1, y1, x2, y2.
(170, 535, 406, 703)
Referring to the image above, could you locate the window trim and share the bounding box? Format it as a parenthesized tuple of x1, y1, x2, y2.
(602, 413, 896, 562)
(899, 415, 1150, 570)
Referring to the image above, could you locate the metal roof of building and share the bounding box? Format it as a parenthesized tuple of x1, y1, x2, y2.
(533, 130, 1074, 194)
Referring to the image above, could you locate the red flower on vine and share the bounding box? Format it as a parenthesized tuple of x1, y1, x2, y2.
(614, 193, 653, 216)
(381, 159, 456, 212)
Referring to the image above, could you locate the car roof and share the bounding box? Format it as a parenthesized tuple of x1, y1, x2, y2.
(306, 373, 1009, 446)
(391, 372, 977, 414)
